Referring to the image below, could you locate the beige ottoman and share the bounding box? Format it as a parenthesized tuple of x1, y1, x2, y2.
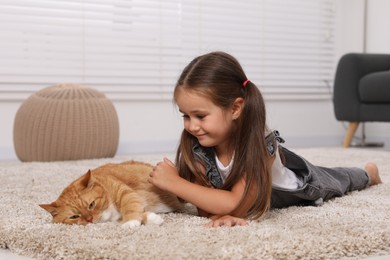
(13, 84, 119, 162)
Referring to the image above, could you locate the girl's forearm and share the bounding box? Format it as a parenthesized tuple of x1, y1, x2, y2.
(170, 177, 241, 215)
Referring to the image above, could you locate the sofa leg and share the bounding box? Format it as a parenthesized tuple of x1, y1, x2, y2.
(343, 122, 359, 148)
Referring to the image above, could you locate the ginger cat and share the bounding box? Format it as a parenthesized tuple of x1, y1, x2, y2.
(40, 161, 183, 228)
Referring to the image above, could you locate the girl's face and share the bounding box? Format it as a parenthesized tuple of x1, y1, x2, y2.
(176, 88, 238, 152)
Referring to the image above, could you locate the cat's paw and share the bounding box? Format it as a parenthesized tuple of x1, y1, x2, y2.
(146, 212, 164, 225)
(122, 220, 141, 228)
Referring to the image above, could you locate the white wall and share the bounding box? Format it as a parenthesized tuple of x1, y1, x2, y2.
(113, 100, 183, 155)
(366, 0, 390, 53)
(2, 0, 390, 161)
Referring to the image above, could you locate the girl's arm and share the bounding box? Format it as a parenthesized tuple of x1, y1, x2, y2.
(149, 157, 251, 216)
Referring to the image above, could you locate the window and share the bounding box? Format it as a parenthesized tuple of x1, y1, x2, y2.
(0, 0, 335, 101)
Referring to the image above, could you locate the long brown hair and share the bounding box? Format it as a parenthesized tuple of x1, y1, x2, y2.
(174, 51, 272, 219)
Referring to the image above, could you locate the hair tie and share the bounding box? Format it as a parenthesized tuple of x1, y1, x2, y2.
(243, 80, 251, 87)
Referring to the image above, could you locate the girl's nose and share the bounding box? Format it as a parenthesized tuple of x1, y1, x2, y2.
(189, 122, 200, 132)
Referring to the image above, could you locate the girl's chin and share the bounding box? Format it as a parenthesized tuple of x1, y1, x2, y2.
(197, 138, 214, 147)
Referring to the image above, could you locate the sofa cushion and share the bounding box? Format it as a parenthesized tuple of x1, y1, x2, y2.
(359, 71, 390, 103)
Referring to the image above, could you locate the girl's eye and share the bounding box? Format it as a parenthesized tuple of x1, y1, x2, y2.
(88, 201, 95, 210)
(181, 114, 205, 119)
(69, 214, 80, 220)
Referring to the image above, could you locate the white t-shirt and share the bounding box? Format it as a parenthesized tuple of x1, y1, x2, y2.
(215, 147, 302, 190)
(270, 146, 303, 189)
(215, 154, 234, 183)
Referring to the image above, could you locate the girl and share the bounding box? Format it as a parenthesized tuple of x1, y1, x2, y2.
(148, 51, 382, 227)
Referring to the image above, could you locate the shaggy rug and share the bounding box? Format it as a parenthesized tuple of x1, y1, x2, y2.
(0, 147, 389, 260)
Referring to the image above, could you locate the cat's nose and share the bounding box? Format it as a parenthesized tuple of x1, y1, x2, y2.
(85, 216, 93, 223)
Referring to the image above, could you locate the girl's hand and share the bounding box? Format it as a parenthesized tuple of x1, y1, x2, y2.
(204, 215, 248, 228)
(148, 157, 180, 192)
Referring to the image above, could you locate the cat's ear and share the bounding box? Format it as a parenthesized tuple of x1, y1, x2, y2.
(39, 202, 59, 217)
(78, 170, 93, 188)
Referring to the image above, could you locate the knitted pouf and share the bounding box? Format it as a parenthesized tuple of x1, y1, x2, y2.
(13, 84, 119, 162)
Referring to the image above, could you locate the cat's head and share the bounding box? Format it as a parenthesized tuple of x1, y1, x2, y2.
(39, 170, 110, 225)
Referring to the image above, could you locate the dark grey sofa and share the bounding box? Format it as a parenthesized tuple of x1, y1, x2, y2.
(333, 53, 390, 147)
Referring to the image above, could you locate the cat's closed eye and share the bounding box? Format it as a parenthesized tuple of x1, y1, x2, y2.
(69, 214, 80, 219)
(88, 201, 95, 210)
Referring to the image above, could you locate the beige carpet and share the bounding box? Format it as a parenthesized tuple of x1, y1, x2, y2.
(0, 148, 389, 260)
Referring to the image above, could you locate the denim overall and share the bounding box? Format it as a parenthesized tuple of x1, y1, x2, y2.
(192, 131, 370, 209)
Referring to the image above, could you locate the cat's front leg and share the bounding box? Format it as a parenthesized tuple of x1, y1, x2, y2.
(116, 188, 146, 228)
(117, 187, 164, 228)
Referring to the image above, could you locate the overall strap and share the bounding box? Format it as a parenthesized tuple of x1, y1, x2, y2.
(192, 142, 224, 188)
(265, 130, 285, 156)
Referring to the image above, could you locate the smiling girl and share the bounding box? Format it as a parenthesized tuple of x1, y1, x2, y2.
(148, 51, 382, 227)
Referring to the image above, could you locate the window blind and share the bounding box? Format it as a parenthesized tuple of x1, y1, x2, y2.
(0, 0, 335, 101)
